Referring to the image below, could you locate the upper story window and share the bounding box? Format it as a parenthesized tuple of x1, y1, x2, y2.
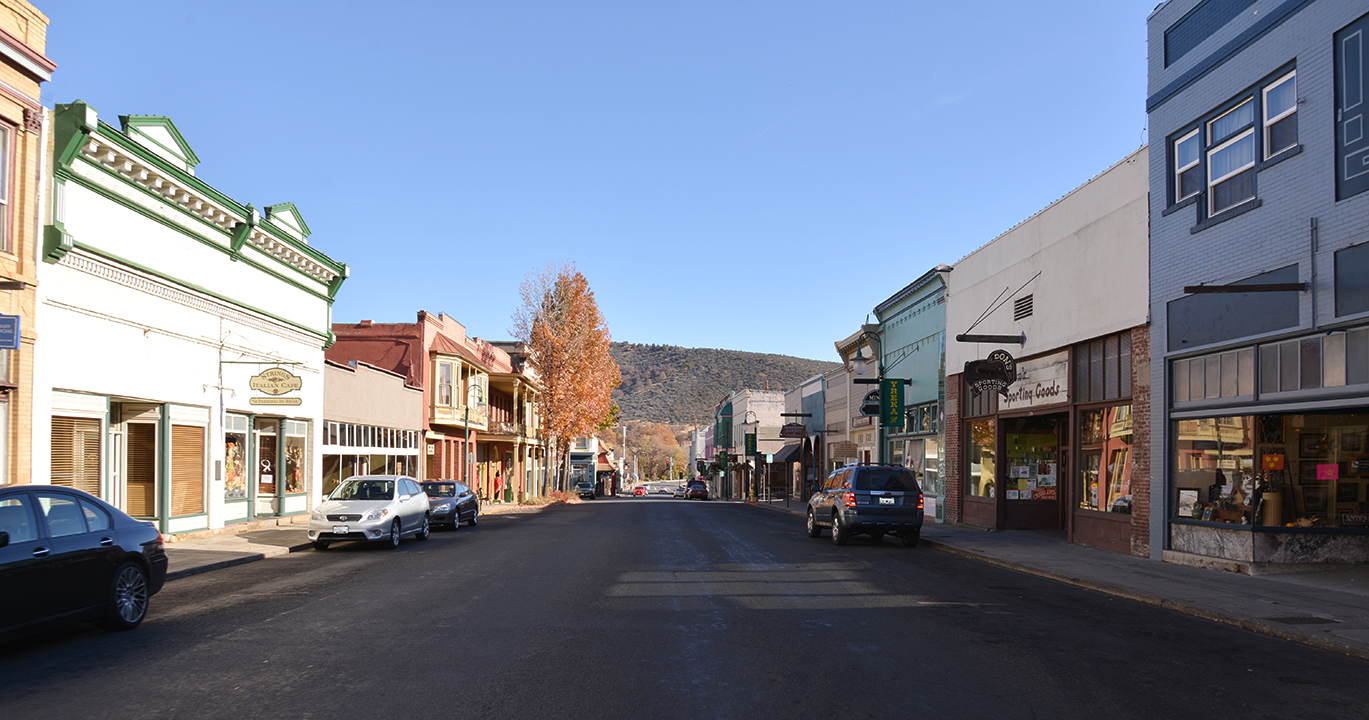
(1263, 71, 1298, 158)
(1168, 67, 1298, 225)
(0, 124, 10, 254)
(437, 361, 454, 406)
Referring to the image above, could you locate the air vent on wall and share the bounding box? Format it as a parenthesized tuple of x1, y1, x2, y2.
(1014, 295, 1033, 321)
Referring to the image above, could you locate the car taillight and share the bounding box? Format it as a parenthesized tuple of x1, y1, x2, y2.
(845, 491, 856, 508)
(917, 496, 924, 510)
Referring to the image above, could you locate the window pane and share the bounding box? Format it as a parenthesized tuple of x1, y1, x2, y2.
(967, 420, 995, 498)
(1280, 341, 1299, 392)
(1349, 330, 1369, 385)
(1220, 352, 1238, 398)
(1175, 360, 1190, 403)
(1210, 100, 1254, 142)
(1260, 345, 1279, 394)
(1120, 333, 1132, 398)
(1324, 333, 1346, 387)
(1238, 348, 1255, 396)
(1210, 134, 1254, 181)
(1090, 340, 1104, 401)
(1177, 133, 1200, 167)
(1300, 337, 1322, 389)
(1075, 345, 1090, 402)
(1212, 167, 1256, 213)
(1180, 167, 1202, 200)
(1265, 75, 1296, 120)
(1205, 356, 1220, 400)
(1190, 356, 1205, 400)
(1268, 114, 1297, 156)
(1105, 335, 1120, 400)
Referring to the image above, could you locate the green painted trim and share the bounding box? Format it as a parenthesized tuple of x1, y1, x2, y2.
(264, 202, 311, 238)
(118, 115, 202, 168)
(57, 167, 338, 307)
(43, 224, 73, 263)
(158, 405, 171, 534)
(70, 240, 333, 343)
(52, 103, 346, 279)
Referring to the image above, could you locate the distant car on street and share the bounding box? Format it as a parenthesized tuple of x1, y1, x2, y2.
(632, 486, 647, 497)
(672, 484, 688, 499)
(806, 464, 924, 547)
(575, 481, 596, 500)
(308, 475, 431, 550)
(0, 484, 168, 643)
(420, 480, 479, 529)
(686, 481, 709, 501)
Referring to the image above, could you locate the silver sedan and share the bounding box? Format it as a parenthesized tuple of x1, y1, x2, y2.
(308, 475, 431, 550)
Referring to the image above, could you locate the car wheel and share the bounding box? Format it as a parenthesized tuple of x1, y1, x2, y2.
(387, 519, 402, 548)
(467, 508, 479, 527)
(806, 509, 822, 538)
(96, 561, 149, 631)
(416, 514, 430, 541)
(901, 529, 921, 548)
(831, 513, 849, 546)
(312, 540, 330, 551)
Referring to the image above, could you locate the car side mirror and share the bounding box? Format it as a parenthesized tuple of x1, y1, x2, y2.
(399, 494, 411, 502)
(0, 530, 8, 548)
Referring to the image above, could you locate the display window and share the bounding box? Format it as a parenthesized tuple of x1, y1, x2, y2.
(967, 419, 996, 497)
(1079, 405, 1133, 513)
(1172, 412, 1369, 528)
(224, 414, 248, 500)
(1004, 417, 1060, 502)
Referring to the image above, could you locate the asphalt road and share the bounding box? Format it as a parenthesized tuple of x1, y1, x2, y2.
(2, 498, 1367, 720)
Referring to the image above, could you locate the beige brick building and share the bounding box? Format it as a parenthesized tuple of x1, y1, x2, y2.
(0, 1, 52, 485)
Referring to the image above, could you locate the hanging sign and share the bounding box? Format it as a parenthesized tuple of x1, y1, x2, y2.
(965, 349, 1016, 397)
(780, 423, 807, 439)
(0, 314, 18, 350)
(998, 351, 1070, 411)
(249, 367, 303, 405)
(881, 377, 903, 427)
(860, 390, 881, 416)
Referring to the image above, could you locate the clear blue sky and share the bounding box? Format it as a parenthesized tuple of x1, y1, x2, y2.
(42, 1, 1158, 363)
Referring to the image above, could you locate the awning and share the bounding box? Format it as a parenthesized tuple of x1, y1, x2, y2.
(770, 443, 802, 464)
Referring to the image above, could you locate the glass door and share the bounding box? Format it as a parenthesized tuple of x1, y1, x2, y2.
(254, 419, 279, 517)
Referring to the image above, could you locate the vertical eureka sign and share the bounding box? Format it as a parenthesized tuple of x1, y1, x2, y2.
(249, 367, 303, 406)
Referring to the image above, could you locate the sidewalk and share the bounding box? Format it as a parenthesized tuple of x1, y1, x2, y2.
(748, 497, 1369, 660)
(161, 501, 543, 582)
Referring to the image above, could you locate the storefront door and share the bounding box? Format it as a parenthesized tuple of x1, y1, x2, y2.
(1003, 414, 1067, 530)
(253, 419, 280, 517)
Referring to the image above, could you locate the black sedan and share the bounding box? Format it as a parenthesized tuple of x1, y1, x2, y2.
(420, 481, 479, 529)
(0, 484, 168, 643)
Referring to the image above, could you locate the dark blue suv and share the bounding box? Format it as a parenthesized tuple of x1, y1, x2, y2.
(806, 464, 924, 547)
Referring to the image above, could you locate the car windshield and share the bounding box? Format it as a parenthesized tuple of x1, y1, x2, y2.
(689, 482, 705, 488)
(330, 479, 394, 501)
(422, 484, 456, 498)
(854, 468, 918, 492)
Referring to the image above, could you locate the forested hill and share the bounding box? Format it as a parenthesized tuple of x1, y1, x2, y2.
(609, 342, 840, 425)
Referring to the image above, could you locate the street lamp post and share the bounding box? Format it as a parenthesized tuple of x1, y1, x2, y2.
(465, 382, 486, 493)
(743, 410, 758, 502)
(849, 328, 898, 466)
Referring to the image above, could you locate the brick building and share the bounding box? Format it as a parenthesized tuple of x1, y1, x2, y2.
(1147, 0, 1369, 566)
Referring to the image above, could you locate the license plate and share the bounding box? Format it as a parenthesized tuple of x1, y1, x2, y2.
(879, 497, 894, 505)
(333, 525, 349, 534)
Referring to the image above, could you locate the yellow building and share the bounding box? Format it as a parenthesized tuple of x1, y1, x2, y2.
(0, 1, 52, 486)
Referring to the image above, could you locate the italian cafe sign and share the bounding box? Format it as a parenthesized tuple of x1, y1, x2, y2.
(999, 350, 1069, 411)
(249, 367, 303, 406)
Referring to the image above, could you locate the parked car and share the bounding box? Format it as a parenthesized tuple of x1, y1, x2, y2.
(686, 481, 709, 500)
(420, 480, 479, 529)
(672, 484, 688, 499)
(308, 475, 431, 550)
(575, 481, 596, 500)
(633, 486, 647, 497)
(0, 484, 168, 643)
(806, 464, 924, 547)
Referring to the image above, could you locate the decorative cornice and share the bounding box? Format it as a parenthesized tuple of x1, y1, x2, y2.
(0, 24, 54, 83)
(74, 131, 341, 284)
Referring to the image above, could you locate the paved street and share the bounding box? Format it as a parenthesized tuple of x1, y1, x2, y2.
(2, 499, 1368, 720)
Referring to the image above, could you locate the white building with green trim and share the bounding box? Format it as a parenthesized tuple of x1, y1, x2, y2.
(33, 101, 348, 535)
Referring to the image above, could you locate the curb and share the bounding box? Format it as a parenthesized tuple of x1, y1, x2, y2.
(745, 501, 1369, 661)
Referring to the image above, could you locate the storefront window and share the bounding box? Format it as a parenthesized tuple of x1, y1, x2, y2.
(1004, 417, 1060, 501)
(906, 438, 942, 497)
(283, 420, 308, 494)
(1173, 416, 1255, 524)
(1079, 406, 1133, 513)
(968, 419, 996, 497)
(224, 414, 248, 500)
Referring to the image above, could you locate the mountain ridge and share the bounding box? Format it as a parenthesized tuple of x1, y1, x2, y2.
(609, 342, 839, 425)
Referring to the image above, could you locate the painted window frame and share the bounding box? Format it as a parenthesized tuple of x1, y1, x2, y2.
(1174, 128, 1201, 204)
(1206, 99, 1257, 216)
(437, 360, 454, 407)
(0, 123, 10, 254)
(1262, 70, 1297, 160)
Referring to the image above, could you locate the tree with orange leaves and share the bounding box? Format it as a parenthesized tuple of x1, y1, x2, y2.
(511, 262, 621, 491)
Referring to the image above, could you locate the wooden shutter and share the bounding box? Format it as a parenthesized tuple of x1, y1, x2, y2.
(171, 425, 205, 517)
(126, 423, 157, 518)
(52, 417, 102, 497)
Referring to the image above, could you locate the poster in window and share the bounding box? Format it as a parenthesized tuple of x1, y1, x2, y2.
(1304, 485, 1329, 513)
(1337, 483, 1360, 503)
(1299, 433, 1329, 459)
(1341, 430, 1364, 453)
(1178, 490, 1198, 517)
